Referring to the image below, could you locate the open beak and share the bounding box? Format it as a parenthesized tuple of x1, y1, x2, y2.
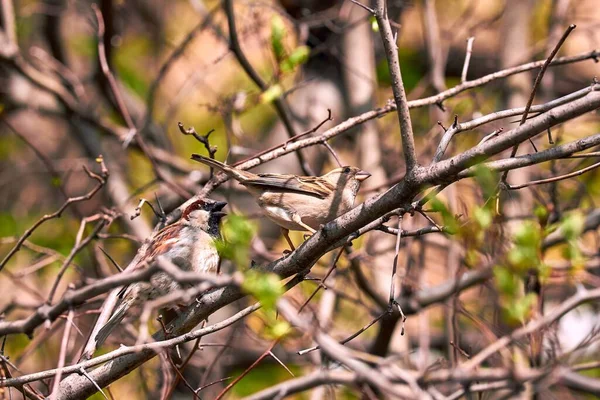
(212, 201, 227, 211)
(211, 201, 227, 219)
(355, 170, 372, 182)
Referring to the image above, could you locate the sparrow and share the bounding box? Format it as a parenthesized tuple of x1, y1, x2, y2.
(95, 199, 227, 345)
(191, 154, 370, 249)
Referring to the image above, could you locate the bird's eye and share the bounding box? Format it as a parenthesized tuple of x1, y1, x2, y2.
(343, 167, 351, 173)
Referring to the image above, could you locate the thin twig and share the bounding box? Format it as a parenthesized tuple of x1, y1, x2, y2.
(214, 340, 279, 400)
(178, 123, 217, 159)
(91, 5, 135, 137)
(322, 141, 344, 167)
(388, 216, 403, 303)
(349, 0, 375, 14)
(0, 160, 108, 272)
(508, 160, 600, 190)
(502, 24, 576, 183)
(297, 311, 388, 356)
(297, 247, 344, 313)
(130, 198, 166, 222)
(47, 214, 112, 303)
(461, 37, 475, 83)
(49, 310, 73, 400)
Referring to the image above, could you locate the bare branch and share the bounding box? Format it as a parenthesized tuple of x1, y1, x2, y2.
(461, 37, 475, 83)
(374, 0, 418, 171)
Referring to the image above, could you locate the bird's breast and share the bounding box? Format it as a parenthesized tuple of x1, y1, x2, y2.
(192, 234, 220, 273)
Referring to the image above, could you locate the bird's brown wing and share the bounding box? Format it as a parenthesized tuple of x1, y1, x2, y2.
(117, 223, 181, 298)
(244, 174, 334, 199)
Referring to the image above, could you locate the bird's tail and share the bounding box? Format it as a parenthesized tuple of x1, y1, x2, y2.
(191, 154, 250, 182)
(95, 300, 132, 346)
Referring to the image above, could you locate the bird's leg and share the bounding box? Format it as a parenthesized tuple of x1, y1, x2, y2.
(292, 214, 316, 234)
(281, 228, 295, 253)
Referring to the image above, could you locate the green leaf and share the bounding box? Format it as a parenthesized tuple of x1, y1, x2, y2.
(370, 16, 379, 32)
(505, 293, 537, 323)
(259, 84, 283, 104)
(280, 45, 310, 73)
(216, 214, 256, 267)
(472, 164, 498, 199)
(507, 246, 538, 271)
(242, 270, 284, 310)
(534, 205, 549, 225)
(513, 221, 541, 248)
(270, 16, 287, 62)
(494, 266, 517, 295)
(429, 198, 459, 235)
(474, 206, 492, 229)
(559, 211, 585, 241)
(269, 320, 291, 339)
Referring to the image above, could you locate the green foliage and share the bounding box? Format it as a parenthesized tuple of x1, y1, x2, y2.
(507, 221, 542, 272)
(559, 211, 586, 269)
(216, 214, 256, 267)
(493, 266, 518, 295)
(505, 293, 537, 323)
(428, 198, 459, 234)
(260, 84, 283, 104)
(493, 265, 538, 324)
(242, 270, 283, 310)
(560, 211, 585, 241)
(270, 16, 287, 62)
(472, 164, 498, 199)
(370, 16, 379, 32)
(243, 271, 290, 339)
(534, 204, 549, 226)
(473, 206, 492, 230)
(270, 16, 310, 74)
(280, 46, 310, 73)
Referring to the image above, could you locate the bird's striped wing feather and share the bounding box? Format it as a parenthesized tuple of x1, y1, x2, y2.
(244, 174, 333, 198)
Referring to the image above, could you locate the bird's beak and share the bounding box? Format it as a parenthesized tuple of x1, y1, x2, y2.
(213, 201, 227, 211)
(212, 201, 227, 219)
(355, 170, 371, 182)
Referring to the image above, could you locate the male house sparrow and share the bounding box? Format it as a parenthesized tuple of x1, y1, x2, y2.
(191, 154, 370, 249)
(95, 199, 227, 345)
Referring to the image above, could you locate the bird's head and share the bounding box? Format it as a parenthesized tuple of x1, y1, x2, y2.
(182, 199, 227, 237)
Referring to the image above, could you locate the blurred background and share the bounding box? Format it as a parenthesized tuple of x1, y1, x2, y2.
(1, 0, 599, 398)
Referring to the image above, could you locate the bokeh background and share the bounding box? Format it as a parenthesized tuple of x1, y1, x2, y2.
(1, 0, 599, 398)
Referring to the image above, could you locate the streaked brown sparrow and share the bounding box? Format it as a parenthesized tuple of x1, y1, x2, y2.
(191, 154, 370, 249)
(95, 199, 227, 345)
